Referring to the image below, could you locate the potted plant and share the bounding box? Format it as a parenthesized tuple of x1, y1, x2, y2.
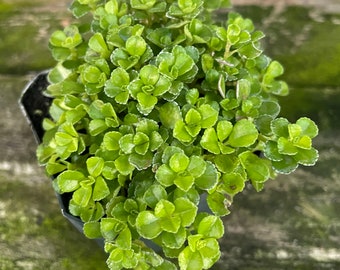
(21, 0, 319, 269)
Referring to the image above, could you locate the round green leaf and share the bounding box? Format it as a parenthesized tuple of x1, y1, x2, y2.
(73, 185, 92, 207)
(174, 173, 195, 192)
(143, 184, 167, 209)
(207, 192, 230, 216)
(174, 197, 197, 227)
(198, 216, 224, 239)
(126, 35, 147, 56)
(114, 155, 135, 175)
(162, 227, 187, 249)
(272, 155, 298, 174)
(136, 211, 162, 239)
(228, 119, 258, 147)
(217, 120, 233, 142)
(296, 117, 319, 138)
(156, 164, 176, 187)
(159, 102, 182, 129)
(56, 170, 85, 192)
(179, 247, 203, 270)
(102, 131, 122, 151)
(198, 104, 219, 128)
(187, 156, 206, 178)
(83, 221, 102, 239)
(239, 151, 270, 183)
(93, 176, 110, 201)
(86, 156, 104, 177)
(200, 128, 220, 154)
(221, 172, 245, 195)
(295, 148, 319, 166)
(169, 152, 190, 172)
(195, 161, 218, 191)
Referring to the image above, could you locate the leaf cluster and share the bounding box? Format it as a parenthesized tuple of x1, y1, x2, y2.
(37, 0, 319, 269)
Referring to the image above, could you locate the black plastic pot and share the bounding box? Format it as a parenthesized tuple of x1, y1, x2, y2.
(19, 71, 104, 246)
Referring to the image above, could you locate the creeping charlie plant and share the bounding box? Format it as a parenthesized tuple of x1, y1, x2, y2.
(37, 0, 319, 269)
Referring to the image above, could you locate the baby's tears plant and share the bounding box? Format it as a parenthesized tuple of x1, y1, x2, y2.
(37, 0, 319, 269)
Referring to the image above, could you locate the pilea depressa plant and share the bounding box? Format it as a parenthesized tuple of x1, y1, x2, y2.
(36, 0, 319, 269)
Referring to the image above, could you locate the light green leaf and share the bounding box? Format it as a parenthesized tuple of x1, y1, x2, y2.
(174, 197, 198, 227)
(83, 221, 102, 239)
(116, 227, 132, 250)
(126, 35, 147, 56)
(156, 164, 176, 187)
(136, 211, 162, 239)
(195, 161, 218, 191)
(214, 154, 240, 173)
(221, 172, 245, 195)
(114, 155, 135, 175)
(217, 120, 233, 142)
(102, 131, 122, 151)
(207, 192, 230, 216)
(169, 152, 190, 172)
(162, 227, 187, 249)
(173, 120, 195, 143)
(86, 156, 104, 177)
(228, 119, 258, 147)
(119, 134, 134, 154)
(56, 170, 85, 192)
(89, 32, 110, 58)
(159, 102, 182, 129)
(93, 176, 110, 201)
(137, 92, 158, 115)
(277, 137, 298, 155)
(73, 185, 92, 207)
(236, 79, 250, 100)
(200, 128, 220, 154)
(179, 247, 203, 270)
(187, 156, 206, 178)
(89, 119, 108, 136)
(198, 104, 219, 128)
(101, 217, 126, 241)
(133, 132, 150, 155)
(174, 173, 195, 192)
(143, 184, 167, 209)
(296, 117, 318, 138)
(198, 216, 224, 239)
(295, 148, 319, 166)
(239, 151, 270, 183)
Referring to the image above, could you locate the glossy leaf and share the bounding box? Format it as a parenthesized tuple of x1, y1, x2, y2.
(239, 151, 270, 184)
(197, 216, 224, 239)
(296, 117, 318, 138)
(136, 211, 162, 239)
(169, 152, 190, 172)
(207, 192, 230, 216)
(143, 184, 167, 209)
(228, 119, 258, 147)
(155, 164, 176, 187)
(174, 197, 197, 227)
(93, 176, 110, 201)
(86, 156, 104, 177)
(56, 170, 85, 193)
(195, 161, 219, 191)
(162, 227, 187, 249)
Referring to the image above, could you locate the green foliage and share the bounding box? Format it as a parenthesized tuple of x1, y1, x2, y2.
(37, 0, 319, 269)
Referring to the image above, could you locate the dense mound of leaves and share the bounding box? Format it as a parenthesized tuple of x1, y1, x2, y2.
(37, 0, 318, 269)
